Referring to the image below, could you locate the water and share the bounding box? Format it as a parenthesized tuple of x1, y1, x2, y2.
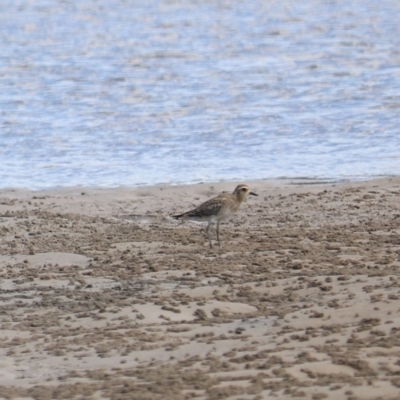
(1, 0, 399, 189)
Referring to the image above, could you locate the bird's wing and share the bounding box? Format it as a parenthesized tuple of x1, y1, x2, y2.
(185, 197, 224, 218)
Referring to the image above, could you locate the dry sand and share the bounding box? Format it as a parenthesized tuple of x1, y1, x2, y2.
(0, 177, 400, 400)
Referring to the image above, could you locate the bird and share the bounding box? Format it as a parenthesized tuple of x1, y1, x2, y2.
(172, 184, 258, 248)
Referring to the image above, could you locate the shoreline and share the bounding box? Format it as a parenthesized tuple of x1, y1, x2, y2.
(0, 173, 397, 193)
(1, 176, 400, 399)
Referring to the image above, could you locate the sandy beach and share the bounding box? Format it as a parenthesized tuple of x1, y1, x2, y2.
(0, 177, 400, 400)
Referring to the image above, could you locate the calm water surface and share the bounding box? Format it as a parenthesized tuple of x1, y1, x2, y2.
(1, 0, 399, 189)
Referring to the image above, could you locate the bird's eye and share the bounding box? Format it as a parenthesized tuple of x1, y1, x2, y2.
(241, 188, 247, 191)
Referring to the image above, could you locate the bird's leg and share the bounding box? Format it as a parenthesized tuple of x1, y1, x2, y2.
(205, 222, 213, 248)
(216, 222, 221, 247)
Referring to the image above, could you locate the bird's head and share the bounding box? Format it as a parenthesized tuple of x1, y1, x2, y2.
(233, 184, 258, 202)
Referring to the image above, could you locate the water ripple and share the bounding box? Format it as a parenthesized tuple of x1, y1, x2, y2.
(0, 0, 399, 188)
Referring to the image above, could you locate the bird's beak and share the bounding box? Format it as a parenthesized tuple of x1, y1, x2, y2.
(249, 191, 258, 196)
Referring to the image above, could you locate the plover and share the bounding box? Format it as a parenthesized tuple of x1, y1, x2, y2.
(172, 184, 258, 248)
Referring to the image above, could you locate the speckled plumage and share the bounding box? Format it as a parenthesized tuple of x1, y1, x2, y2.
(172, 184, 258, 248)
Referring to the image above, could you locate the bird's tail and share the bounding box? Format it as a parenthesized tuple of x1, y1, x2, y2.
(172, 213, 184, 219)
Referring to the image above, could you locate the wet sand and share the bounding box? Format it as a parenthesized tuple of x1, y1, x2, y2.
(1, 177, 400, 400)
